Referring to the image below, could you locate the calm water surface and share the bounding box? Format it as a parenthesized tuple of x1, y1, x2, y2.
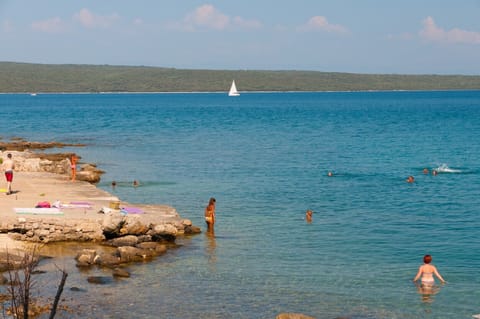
(0, 91, 479, 318)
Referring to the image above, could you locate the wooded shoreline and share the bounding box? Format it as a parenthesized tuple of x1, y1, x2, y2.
(2, 61, 480, 93)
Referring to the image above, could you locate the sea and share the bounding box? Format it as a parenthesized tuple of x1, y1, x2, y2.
(0, 91, 479, 319)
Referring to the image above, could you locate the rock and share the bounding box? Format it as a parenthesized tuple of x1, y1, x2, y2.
(76, 163, 104, 183)
(93, 252, 121, 268)
(87, 276, 113, 285)
(149, 223, 178, 242)
(136, 242, 168, 255)
(276, 314, 316, 319)
(120, 216, 149, 235)
(112, 268, 131, 278)
(117, 246, 152, 263)
(102, 212, 126, 236)
(137, 235, 152, 243)
(107, 235, 139, 247)
(184, 225, 202, 235)
(155, 244, 168, 254)
(75, 249, 97, 267)
(182, 219, 193, 227)
(76, 170, 102, 183)
(135, 241, 159, 250)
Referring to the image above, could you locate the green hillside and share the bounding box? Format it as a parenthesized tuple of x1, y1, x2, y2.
(1, 62, 480, 93)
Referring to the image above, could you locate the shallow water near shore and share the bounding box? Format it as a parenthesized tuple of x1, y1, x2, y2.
(1, 91, 480, 318)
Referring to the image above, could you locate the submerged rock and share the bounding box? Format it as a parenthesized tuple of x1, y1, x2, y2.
(87, 276, 113, 285)
(112, 268, 131, 278)
(107, 235, 139, 247)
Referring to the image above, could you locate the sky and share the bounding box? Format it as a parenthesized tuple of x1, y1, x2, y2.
(1, 0, 480, 74)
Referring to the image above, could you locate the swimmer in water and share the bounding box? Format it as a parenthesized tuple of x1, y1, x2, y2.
(305, 209, 313, 223)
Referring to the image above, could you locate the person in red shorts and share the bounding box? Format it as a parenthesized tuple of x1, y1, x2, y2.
(2, 153, 15, 195)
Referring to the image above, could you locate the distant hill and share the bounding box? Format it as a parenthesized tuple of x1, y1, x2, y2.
(1, 61, 480, 93)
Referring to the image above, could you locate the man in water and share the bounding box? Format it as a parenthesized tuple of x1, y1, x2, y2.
(2, 153, 15, 195)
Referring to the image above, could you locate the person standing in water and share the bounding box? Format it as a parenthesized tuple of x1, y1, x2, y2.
(204, 197, 216, 231)
(305, 209, 313, 223)
(413, 254, 446, 285)
(2, 153, 15, 195)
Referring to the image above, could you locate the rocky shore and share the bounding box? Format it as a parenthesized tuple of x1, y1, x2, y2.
(0, 142, 201, 272)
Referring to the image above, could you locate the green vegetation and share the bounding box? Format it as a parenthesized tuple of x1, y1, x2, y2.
(1, 61, 480, 93)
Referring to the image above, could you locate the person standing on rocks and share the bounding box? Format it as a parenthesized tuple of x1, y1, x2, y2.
(204, 197, 216, 231)
(2, 153, 15, 195)
(70, 154, 78, 181)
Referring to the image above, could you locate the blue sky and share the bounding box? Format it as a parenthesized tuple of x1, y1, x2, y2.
(1, 0, 480, 74)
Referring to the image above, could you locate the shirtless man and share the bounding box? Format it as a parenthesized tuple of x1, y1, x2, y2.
(413, 254, 446, 286)
(2, 153, 15, 195)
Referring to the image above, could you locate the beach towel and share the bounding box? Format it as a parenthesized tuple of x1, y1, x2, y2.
(14, 207, 64, 215)
(120, 207, 144, 214)
(60, 201, 93, 209)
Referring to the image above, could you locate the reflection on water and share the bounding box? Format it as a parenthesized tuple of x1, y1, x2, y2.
(205, 229, 217, 267)
(414, 281, 442, 304)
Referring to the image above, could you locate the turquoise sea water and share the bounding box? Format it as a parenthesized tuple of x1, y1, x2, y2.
(0, 91, 479, 318)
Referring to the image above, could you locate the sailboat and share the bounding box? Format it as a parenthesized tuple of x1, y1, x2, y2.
(228, 80, 240, 96)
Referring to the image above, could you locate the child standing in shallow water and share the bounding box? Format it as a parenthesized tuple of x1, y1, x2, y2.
(413, 254, 446, 285)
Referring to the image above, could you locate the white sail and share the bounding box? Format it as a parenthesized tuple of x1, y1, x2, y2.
(228, 80, 240, 96)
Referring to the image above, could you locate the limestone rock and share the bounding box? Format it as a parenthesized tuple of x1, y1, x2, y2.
(102, 212, 126, 236)
(75, 249, 97, 267)
(107, 235, 139, 247)
(94, 252, 121, 268)
(149, 223, 178, 242)
(117, 246, 151, 263)
(120, 216, 149, 236)
(182, 219, 193, 227)
(184, 225, 201, 235)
